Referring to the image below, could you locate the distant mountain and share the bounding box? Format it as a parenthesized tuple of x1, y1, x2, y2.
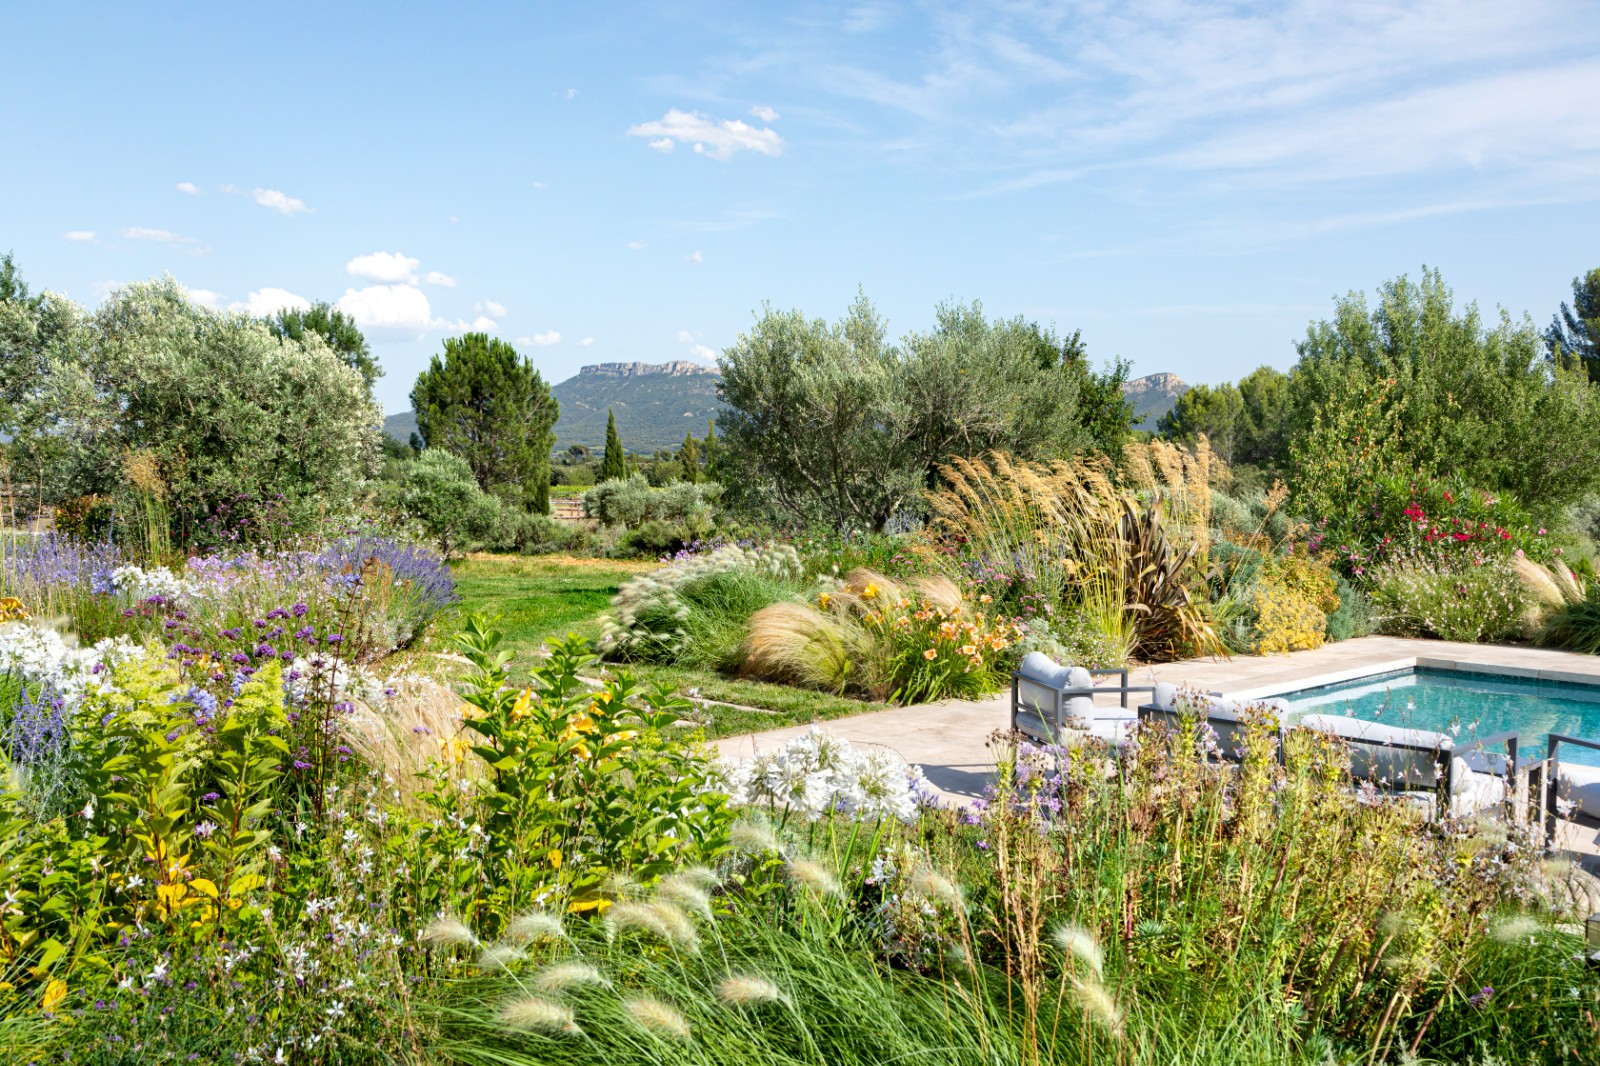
(383, 409, 418, 446)
(385, 363, 1184, 452)
(1123, 372, 1187, 431)
(384, 360, 724, 455)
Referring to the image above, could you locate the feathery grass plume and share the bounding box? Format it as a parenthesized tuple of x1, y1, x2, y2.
(476, 943, 527, 971)
(499, 995, 580, 1036)
(909, 868, 965, 909)
(604, 871, 641, 899)
(506, 911, 564, 944)
(1053, 924, 1104, 977)
(674, 865, 720, 889)
(716, 973, 788, 1007)
(533, 961, 610, 993)
(657, 875, 714, 919)
(786, 858, 841, 897)
(605, 900, 699, 949)
(648, 900, 700, 947)
(730, 820, 779, 854)
(1070, 978, 1123, 1035)
(1489, 915, 1543, 943)
(422, 915, 477, 948)
(625, 995, 691, 1039)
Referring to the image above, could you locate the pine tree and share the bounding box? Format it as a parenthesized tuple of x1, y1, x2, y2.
(600, 409, 626, 481)
(410, 332, 559, 514)
(677, 431, 701, 483)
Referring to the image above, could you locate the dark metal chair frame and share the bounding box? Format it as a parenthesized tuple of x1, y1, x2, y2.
(1009, 667, 1154, 743)
(1544, 732, 1600, 843)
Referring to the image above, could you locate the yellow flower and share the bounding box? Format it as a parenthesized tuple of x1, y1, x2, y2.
(862, 583, 880, 600)
(979, 594, 992, 604)
(960, 644, 977, 656)
(547, 848, 563, 869)
(510, 687, 535, 721)
(818, 592, 832, 609)
(923, 648, 938, 660)
(42, 978, 66, 1012)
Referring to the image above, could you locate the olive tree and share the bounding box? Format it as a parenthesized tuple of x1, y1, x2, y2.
(13, 276, 380, 543)
(717, 293, 1126, 531)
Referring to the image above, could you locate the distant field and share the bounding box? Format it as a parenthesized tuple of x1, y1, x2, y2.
(447, 552, 880, 736)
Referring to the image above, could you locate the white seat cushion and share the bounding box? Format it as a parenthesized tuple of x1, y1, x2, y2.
(1018, 652, 1071, 688)
(1557, 763, 1600, 819)
(1296, 714, 1453, 752)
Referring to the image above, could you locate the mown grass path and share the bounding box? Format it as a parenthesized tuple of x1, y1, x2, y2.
(448, 552, 883, 737)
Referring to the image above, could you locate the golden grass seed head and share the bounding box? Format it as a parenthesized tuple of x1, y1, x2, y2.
(422, 916, 477, 948)
(625, 995, 691, 1039)
(716, 973, 787, 1007)
(506, 911, 565, 944)
(1052, 924, 1104, 977)
(657, 876, 714, 919)
(1070, 978, 1123, 1034)
(533, 960, 611, 993)
(786, 859, 841, 897)
(476, 943, 527, 971)
(1489, 915, 1543, 943)
(909, 868, 965, 909)
(499, 995, 580, 1036)
(730, 820, 779, 854)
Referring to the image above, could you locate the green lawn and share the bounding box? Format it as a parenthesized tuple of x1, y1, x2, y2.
(448, 553, 882, 737)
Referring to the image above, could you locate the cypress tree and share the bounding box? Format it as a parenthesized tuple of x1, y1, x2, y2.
(702, 419, 720, 479)
(677, 431, 701, 483)
(600, 409, 626, 481)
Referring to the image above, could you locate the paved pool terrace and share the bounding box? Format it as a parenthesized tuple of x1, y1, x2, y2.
(714, 636, 1600, 860)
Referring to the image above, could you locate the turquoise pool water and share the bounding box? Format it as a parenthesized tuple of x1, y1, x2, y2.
(1280, 668, 1600, 768)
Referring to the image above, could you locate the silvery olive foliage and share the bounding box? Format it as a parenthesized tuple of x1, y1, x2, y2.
(6, 276, 381, 540)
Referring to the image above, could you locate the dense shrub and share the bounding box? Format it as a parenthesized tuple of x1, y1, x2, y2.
(384, 448, 503, 556)
(1540, 581, 1600, 654)
(583, 474, 721, 529)
(1324, 572, 1377, 640)
(1369, 551, 1529, 642)
(1315, 473, 1552, 577)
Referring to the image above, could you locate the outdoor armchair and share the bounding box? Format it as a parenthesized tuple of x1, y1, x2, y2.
(1011, 652, 1154, 746)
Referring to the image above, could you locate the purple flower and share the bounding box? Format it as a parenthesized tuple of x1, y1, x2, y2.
(326, 633, 343, 645)
(201, 792, 221, 802)
(292, 759, 313, 771)
(1469, 986, 1494, 1009)
(292, 603, 308, 617)
(231, 653, 250, 665)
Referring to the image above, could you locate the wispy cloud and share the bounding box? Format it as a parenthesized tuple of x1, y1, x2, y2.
(63, 230, 98, 243)
(519, 331, 561, 346)
(176, 181, 200, 196)
(120, 226, 210, 255)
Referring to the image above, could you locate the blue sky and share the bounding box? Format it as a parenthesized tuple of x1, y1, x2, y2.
(4, 1, 1598, 415)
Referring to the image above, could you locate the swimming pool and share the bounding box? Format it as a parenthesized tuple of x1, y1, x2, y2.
(1278, 667, 1600, 768)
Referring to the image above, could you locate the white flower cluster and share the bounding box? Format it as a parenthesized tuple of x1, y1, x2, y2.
(0, 622, 145, 707)
(722, 727, 936, 823)
(111, 564, 202, 602)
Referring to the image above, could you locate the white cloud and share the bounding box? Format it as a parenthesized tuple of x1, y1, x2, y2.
(176, 181, 200, 195)
(63, 230, 97, 243)
(237, 287, 311, 317)
(531, 181, 548, 189)
(424, 271, 457, 287)
(750, 105, 780, 122)
(183, 287, 225, 310)
(628, 109, 784, 160)
(627, 240, 646, 250)
(346, 251, 419, 283)
(677, 331, 697, 344)
(468, 316, 499, 332)
(559, 88, 579, 100)
(476, 299, 508, 318)
(689, 344, 717, 361)
(120, 227, 210, 255)
(686, 251, 704, 265)
(250, 188, 312, 215)
(578, 337, 595, 346)
(336, 284, 434, 340)
(517, 331, 561, 346)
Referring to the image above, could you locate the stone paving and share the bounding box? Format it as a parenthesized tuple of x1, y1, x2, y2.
(714, 636, 1600, 866)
